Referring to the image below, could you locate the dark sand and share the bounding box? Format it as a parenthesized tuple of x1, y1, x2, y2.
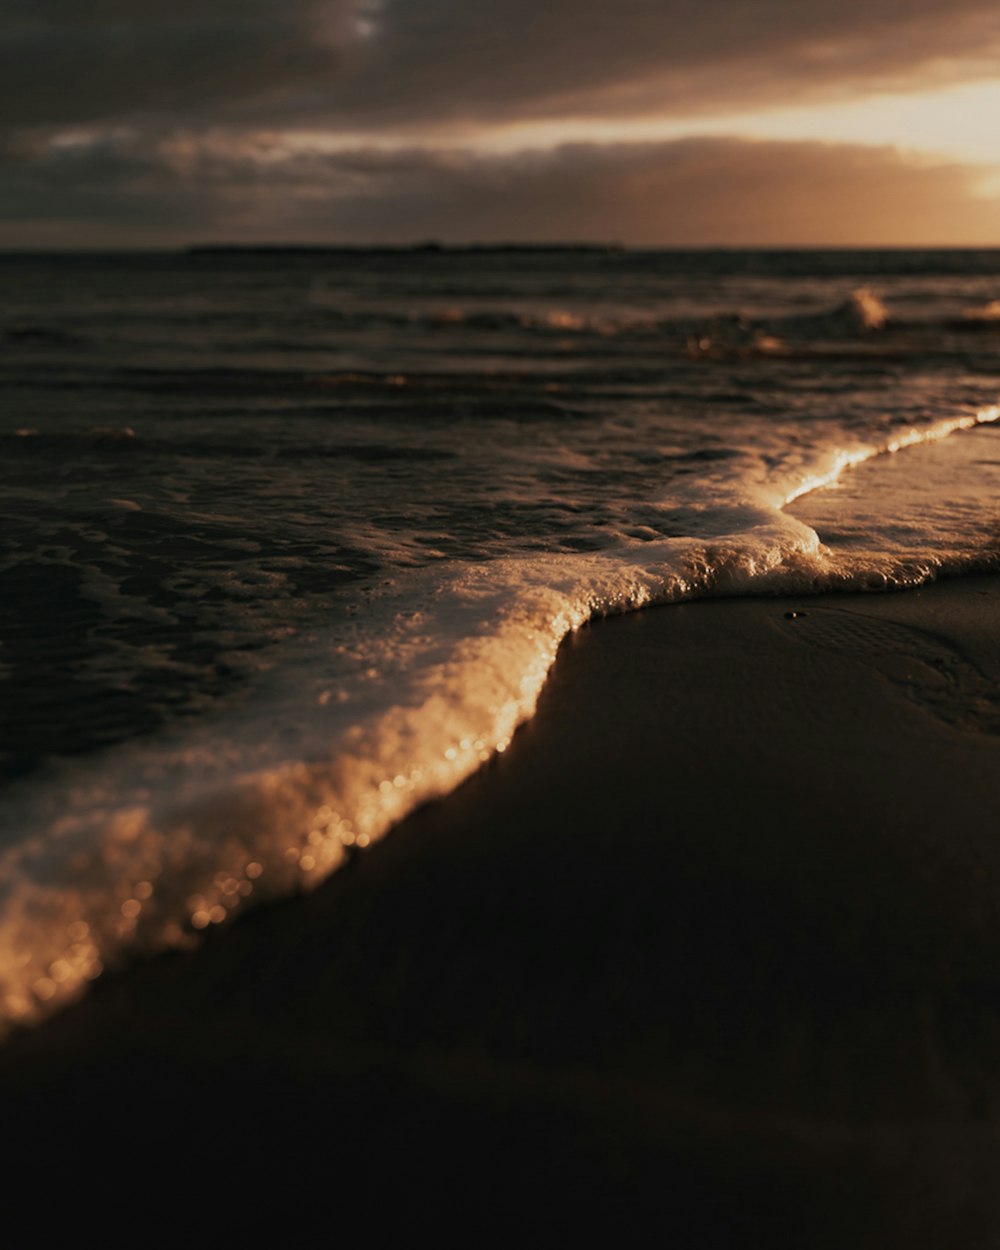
(3, 576, 1000, 1243)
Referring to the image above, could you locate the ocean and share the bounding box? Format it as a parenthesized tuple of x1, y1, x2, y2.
(2, 246, 999, 1031)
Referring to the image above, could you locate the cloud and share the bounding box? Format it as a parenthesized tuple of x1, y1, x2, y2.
(0, 1, 367, 127)
(5, 1, 999, 246)
(3, 0, 1000, 133)
(2, 131, 996, 247)
(327, 0, 1000, 130)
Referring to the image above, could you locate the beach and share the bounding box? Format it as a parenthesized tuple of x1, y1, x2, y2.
(4, 0, 1000, 1232)
(6, 0, 1000, 1230)
(3, 572, 999, 1243)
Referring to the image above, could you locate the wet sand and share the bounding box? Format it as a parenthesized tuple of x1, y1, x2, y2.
(3, 576, 1000, 1243)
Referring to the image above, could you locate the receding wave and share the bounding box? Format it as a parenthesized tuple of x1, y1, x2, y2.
(1, 405, 997, 1035)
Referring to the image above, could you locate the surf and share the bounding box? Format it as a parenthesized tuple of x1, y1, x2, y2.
(2, 404, 997, 1035)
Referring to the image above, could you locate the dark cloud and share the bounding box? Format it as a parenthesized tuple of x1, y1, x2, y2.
(331, 0, 1000, 129)
(2, 0, 1000, 132)
(0, 1, 365, 127)
(2, 131, 996, 247)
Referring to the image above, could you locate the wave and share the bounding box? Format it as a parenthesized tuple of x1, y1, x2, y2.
(3, 324, 92, 349)
(1, 404, 998, 1035)
(956, 300, 1000, 327)
(2, 291, 890, 355)
(4, 425, 140, 450)
(16, 291, 1000, 380)
(412, 289, 892, 346)
(680, 290, 890, 360)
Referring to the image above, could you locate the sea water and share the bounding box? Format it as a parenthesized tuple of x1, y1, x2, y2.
(1, 246, 999, 1028)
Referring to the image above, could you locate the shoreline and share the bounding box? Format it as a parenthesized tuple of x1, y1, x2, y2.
(4, 573, 1000, 1241)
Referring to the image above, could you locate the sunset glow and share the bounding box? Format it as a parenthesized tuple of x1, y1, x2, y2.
(8, 8, 1000, 1236)
(3, 0, 1000, 246)
(474, 78, 1000, 166)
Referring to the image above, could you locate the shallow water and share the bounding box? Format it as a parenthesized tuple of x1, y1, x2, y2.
(2, 247, 999, 1027)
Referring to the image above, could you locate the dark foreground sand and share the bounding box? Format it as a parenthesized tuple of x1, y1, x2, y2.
(3, 576, 1000, 1243)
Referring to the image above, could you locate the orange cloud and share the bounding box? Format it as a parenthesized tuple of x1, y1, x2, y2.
(2, 133, 997, 247)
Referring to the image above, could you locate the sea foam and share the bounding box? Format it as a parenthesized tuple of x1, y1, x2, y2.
(1, 407, 997, 1033)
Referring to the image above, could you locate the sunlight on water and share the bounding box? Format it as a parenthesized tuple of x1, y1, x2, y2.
(2, 250, 1000, 1033)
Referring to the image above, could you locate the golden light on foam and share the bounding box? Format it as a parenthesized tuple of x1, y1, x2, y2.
(783, 447, 871, 507)
(0, 501, 820, 1035)
(782, 406, 1000, 511)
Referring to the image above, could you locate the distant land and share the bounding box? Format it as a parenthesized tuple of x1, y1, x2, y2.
(186, 241, 627, 256)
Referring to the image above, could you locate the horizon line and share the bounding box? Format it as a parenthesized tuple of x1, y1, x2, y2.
(3, 241, 1000, 256)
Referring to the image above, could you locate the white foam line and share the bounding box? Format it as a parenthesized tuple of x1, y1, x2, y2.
(781, 405, 1000, 509)
(2, 403, 997, 1036)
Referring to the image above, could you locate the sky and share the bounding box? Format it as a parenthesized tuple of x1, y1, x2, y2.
(4, 0, 1000, 247)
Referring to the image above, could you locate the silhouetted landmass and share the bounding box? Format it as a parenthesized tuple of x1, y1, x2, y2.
(186, 241, 627, 256)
